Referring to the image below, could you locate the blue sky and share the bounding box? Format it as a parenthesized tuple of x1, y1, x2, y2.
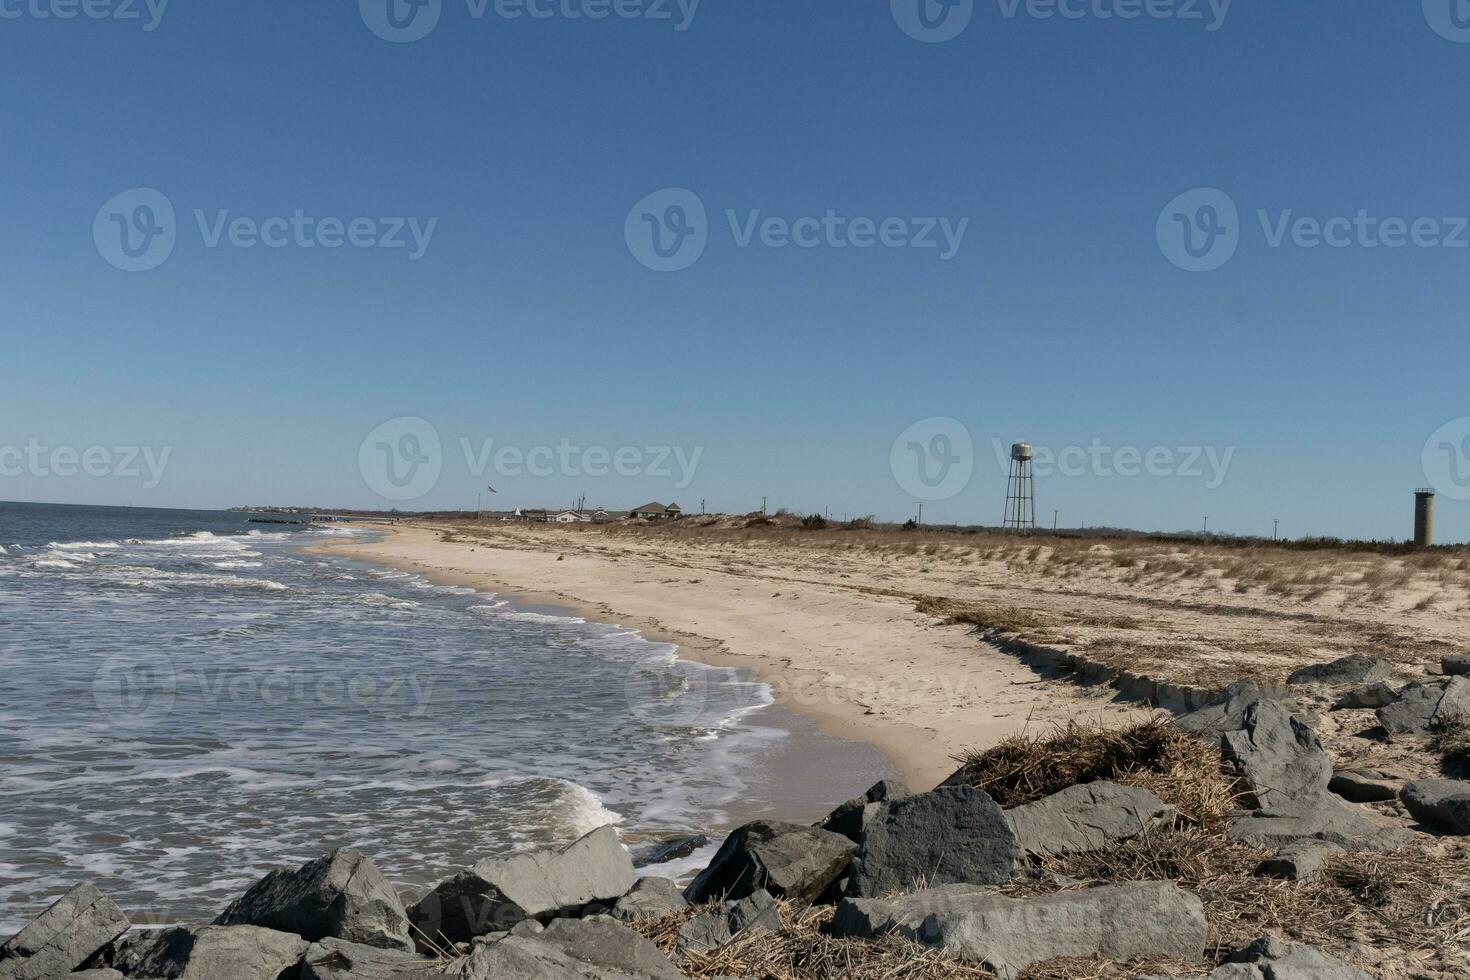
(3, 0, 1470, 540)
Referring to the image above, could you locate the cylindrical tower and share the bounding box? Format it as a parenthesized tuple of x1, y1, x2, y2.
(1003, 442, 1036, 530)
(1415, 489, 1436, 547)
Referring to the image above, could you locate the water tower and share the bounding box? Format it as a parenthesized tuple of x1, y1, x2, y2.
(1003, 442, 1036, 530)
(1415, 489, 1436, 547)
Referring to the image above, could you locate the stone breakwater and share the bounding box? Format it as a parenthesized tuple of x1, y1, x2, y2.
(3, 654, 1469, 979)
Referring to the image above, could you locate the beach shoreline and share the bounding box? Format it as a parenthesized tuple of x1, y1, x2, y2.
(310, 522, 1142, 790)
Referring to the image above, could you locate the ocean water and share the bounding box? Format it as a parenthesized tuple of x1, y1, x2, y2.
(0, 502, 793, 932)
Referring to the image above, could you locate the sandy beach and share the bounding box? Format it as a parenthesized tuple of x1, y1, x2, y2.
(316, 519, 1470, 791)
(315, 522, 1145, 789)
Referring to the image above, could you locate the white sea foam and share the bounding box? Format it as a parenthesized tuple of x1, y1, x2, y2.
(49, 541, 120, 550)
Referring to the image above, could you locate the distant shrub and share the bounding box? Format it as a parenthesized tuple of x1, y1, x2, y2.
(801, 514, 828, 530)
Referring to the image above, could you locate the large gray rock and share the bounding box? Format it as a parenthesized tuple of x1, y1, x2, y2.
(408, 826, 635, 943)
(832, 881, 1205, 979)
(1175, 680, 1295, 735)
(1004, 782, 1174, 856)
(817, 780, 911, 843)
(214, 849, 412, 951)
(299, 937, 421, 979)
(610, 878, 688, 923)
(1226, 798, 1409, 853)
(70, 971, 125, 980)
(675, 889, 781, 953)
(684, 821, 855, 905)
(1287, 654, 1391, 688)
(0, 883, 130, 980)
(1332, 682, 1399, 710)
(447, 916, 681, 980)
(1142, 935, 1372, 979)
(1329, 768, 1402, 803)
(1442, 655, 1470, 676)
(112, 924, 309, 980)
(1377, 677, 1470, 734)
(1218, 699, 1333, 812)
(845, 785, 1022, 898)
(1401, 778, 1470, 834)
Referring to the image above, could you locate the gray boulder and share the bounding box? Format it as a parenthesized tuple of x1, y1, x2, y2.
(1218, 699, 1333, 812)
(112, 924, 309, 980)
(845, 785, 1022, 898)
(70, 971, 125, 980)
(832, 881, 1204, 979)
(1443, 655, 1470, 676)
(214, 849, 412, 952)
(629, 835, 709, 869)
(1004, 782, 1174, 856)
(683, 821, 855, 905)
(299, 937, 421, 979)
(1226, 798, 1409, 853)
(1377, 677, 1470, 734)
(1254, 841, 1336, 883)
(610, 878, 688, 923)
(1287, 655, 1391, 688)
(448, 916, 680, 980)
(817, 780, 911, 843)
(408, 825, 635, 943)
(1143, 935, 1372, 979)
(0, 883, 130, 980)
(1332, 682, 1399, 710)
(1401, 778, 1470, 834)
(675, 890, 781, 954)
(1329, 769, 1402, 803)
(1175, 680, 1295, 735)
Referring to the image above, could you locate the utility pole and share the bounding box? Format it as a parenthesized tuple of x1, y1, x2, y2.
(1053, 509, 1059, 531)
(1273, 519, 1279, 541)
(916, 502, 923, 526)
(1203, 516, 1210, 534)
(761, 496, 767, 516)
(701, 499, 706, 516)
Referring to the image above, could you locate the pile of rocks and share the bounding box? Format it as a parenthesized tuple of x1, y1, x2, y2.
(3, 652, 1466, 979)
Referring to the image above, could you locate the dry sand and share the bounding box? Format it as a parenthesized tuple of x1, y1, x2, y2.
(313, 523, 1143, 789)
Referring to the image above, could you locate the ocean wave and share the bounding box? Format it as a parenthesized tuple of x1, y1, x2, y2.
(476, 608, 586, 625)
(211, 561, 264, 570)
(48, 541, 120, 551)
(353, 592, 419, 610)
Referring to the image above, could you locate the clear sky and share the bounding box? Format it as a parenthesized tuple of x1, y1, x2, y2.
(3, 0, 1469, 540)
